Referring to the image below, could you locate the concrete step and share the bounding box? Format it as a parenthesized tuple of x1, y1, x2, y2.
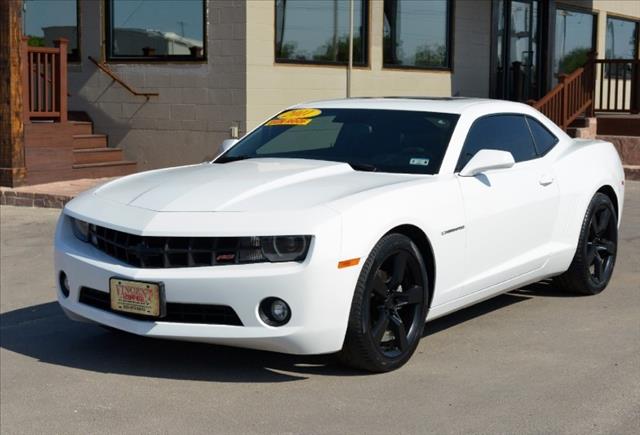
(72, 160, 137, 179)
(73, 148, 124, 165)
(567, 117, 597, 139)
(597, 135, 640, 166)
(73, 134, 107, 149)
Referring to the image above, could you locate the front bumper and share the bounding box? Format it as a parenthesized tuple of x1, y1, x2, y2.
(54, 212, 361, 355)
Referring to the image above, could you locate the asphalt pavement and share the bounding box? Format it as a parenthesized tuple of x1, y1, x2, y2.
(1, 182, 639, 434)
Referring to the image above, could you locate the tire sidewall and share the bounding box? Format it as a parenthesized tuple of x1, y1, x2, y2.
(352, 233, 429, 371)
(578, 193, 618, 293)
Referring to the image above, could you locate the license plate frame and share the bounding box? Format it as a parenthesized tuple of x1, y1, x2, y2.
(109, 278, 166, 318)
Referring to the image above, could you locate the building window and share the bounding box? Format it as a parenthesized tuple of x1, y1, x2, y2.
(275, 0, 368, 66)
(383, 0, 452, 69)
(106, 0, 206, 60)
(23, 0, 80, 62)
(553, 7, 595, 85)
(606, 16, 639, 59)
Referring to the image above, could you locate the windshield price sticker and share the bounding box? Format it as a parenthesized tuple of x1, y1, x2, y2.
(265, 108, 322, 126)
(278, 108, 322, 119)
(266, 118, 312, 126)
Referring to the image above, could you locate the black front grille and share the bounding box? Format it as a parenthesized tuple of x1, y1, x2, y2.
(89, 225, 263, 268)
(79, 287, 243, 326)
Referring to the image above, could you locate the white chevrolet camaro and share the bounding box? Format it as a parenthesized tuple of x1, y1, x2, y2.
(55, 98, 624, 372)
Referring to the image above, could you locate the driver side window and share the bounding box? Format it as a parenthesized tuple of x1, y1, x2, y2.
(456, 114, 538, 172)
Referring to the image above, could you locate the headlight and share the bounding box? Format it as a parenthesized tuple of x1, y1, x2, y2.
(70, 217, 90, 242)
(260, 236, 311, 262)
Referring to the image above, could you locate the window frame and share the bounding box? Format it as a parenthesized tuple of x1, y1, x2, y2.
(104, 0, 208, 62)
(605, 14, 640, 60)
(382, 0, 454, 72)
(23, 0, 82, 63)
(455, 113, 546, 173)
(273, 0, 370, 67)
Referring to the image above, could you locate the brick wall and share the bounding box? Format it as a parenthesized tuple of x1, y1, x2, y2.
(66, 0, 247, 171)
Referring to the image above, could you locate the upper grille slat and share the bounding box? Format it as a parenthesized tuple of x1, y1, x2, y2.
(88, 225, 261, 269)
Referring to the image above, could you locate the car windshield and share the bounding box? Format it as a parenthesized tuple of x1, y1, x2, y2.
(216, 108, 460, 175)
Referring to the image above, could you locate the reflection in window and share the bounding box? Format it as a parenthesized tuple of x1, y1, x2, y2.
(456, 115, 537, 171)
(23, 0, 79, 61)
(275, 0, 367, 65)
(383, 0, 451, 69)
(107, 0, 205, 59)
(606, 17, 638, 59)
(553, 8, 594, 85)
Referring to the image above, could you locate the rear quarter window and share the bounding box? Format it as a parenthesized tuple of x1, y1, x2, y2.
(526, 116, 559, 156)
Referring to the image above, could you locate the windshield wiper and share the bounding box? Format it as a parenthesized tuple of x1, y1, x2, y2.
(215, 155, 253, 163)
(348, 162, 377, 172)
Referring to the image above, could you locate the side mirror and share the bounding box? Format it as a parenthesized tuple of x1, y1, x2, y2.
(459, 149, 515, 177)
(219, 138, 238, 154)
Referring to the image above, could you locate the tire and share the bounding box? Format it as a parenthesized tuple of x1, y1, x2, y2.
(554, 192, 618, 295)
(339, 233, 429, 372)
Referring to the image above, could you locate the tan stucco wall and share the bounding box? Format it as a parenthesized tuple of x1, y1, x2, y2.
(245, 0, 453, 130)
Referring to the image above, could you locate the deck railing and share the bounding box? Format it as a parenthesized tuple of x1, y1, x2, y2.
(21, 36, 67, 122)
(593, 58, 640, 113)
(529, 57, 595, 130)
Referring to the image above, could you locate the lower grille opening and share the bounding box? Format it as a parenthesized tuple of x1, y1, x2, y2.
(79, 287, 243, 326)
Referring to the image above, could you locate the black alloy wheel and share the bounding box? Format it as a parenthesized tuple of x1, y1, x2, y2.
(340, 233, 428, 372)
(554, 192, 618, 295)
(585, 202, 617, 286)
(369, 250, 425, 358)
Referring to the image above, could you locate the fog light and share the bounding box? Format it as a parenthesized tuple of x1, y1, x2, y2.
(259, 297, 291, 326)
(59, 271, 70, 298)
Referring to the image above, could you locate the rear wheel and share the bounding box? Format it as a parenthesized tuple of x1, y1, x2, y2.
(555, 192, 618, 295)
(339, 233, 428, 372)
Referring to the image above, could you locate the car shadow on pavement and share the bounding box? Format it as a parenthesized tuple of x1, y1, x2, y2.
(0, 283, 566, 381)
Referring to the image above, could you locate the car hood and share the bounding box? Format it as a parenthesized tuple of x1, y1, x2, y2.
(93, 158, 420, 212)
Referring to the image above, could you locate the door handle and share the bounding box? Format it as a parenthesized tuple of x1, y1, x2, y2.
(539, 174, 554, 186)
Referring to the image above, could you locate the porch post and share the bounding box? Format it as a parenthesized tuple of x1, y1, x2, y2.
(54, 38, 68, 122)
(0, 0, 27, 187)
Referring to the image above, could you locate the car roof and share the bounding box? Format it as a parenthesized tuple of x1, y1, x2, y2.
(291, 97, 531, 115)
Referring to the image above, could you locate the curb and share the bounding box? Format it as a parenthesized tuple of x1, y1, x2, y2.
(0, 189, 71, 209)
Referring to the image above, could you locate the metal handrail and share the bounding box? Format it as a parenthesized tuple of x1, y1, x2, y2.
(88, 56, 159, 99)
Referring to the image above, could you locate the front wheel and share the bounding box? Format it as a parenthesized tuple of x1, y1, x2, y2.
(339, 233, 429, 372)
(554, 192, 618, 295)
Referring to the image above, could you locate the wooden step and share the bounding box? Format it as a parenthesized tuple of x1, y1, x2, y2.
(73, 148, 124, 165)
(597, 115, 640, 136)
(73, 134, 107, 149)
(69, 120, 93, 135)
(72, 160, 137, 179)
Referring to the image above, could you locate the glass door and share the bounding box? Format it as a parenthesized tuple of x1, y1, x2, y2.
(492, 0, 542, 101)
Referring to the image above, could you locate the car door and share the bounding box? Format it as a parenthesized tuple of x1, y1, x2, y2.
(456, 114, 560, 295)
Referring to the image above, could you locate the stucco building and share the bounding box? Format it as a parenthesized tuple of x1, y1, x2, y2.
(1, 0, 639, 186)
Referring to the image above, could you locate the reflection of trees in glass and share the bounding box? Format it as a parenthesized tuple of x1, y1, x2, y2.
(558, 47, 589, 74)
(414, 44, 446, 67)
(383, 33, 446, 68)
(279, 41, 298, 59)
(313, 35, 363, 62)
(26, 35, 45, 47)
